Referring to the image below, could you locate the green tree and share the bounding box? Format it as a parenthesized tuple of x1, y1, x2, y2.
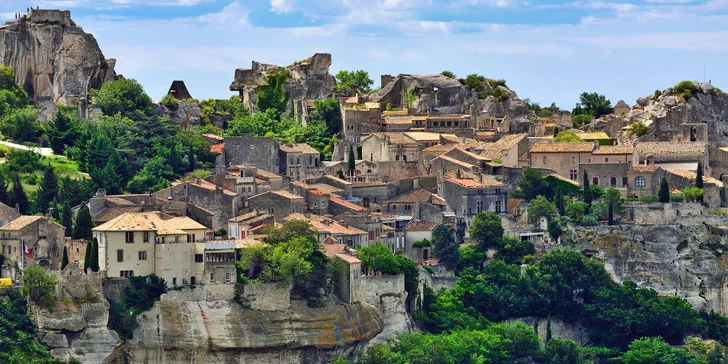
(604, 188, 621, 225)
(310, 98, 342, 135)
(583, 170, 593, 205)
(553, 127, 560, 137)
(9, 174, 28, 214)
(335, 70, 374, 93)
(517, 167, 551, 201)
(545, 338, 580, 364)
(628, 122, 650, 137)
(91, 78, 154, 117)
(548, 218, 563, 242)
(36, 164, 58, 213)
(431, 224, 459, 270)
(0, 65, 29, 118)
(659, 177, 670, 203)
(73, 204, 93, 240)
(572, 114, 592, 128)
(265, 219, 318, 244)
(683, 187, 704, 202)
(495, 235, 536, 265)
(574, 92, 612, 119)
(696, 162, 704, 189)
(546, 314, 553, 341)
(61, 246, 69, 271)
(257, 69, 290, 119)
(0, 106, 40, 143)
(555, 187, 565, 216)
(621, 337, 696, 364)
(348, 144, 355, 176)
(187, 144, 197, 172)
(528, 195, 558, 224)
(89, 237, 99, 272)
(0, 171, 8, 205)
(469, 212, 504, 250)
(554, 130, 585, 143)
(22, 265, 58, 306)
(61, 201, 72, 237)
(83, 240, 92, 273)
(45, 108, 79, 154)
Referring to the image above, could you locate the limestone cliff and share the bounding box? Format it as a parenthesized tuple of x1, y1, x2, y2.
(0, 9, 116, 117)
(229, 53, 336, 115)
(127, 300, 383, 363)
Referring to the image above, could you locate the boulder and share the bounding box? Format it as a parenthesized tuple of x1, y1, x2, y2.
(36, 307, 86, 332)
(43, 333, 69, 349)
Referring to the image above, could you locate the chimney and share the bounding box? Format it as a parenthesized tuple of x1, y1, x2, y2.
(96, 189, 106, 198)
(456, 169, 461, 179)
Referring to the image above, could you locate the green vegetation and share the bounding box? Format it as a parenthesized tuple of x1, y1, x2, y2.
(160, 94, 179, 110)
(524, 98, 556, 118)
(528, 195, 558, 223)
(412, 239, 431, 248)
(90, 78, 153, 117)
(61, 246, 69, 271)
(628, 122, 650, 137)
(674, 80, 701, 99)
(469, 212, 504, 250)
(109, 275, 168, 340)
(682, 187, 704, 202)
(572, 92, 612, 120)
(659, 177, 670, 203)
(571, 114, 591, 128)
(335, 70, 374, 93)
(22, 265, 58, 307)
(431, 224, 458, 270)
(553, 130, 585, 143)
(440, 70, 456, 79)
(0, 287, 63, 363)
(257, 69, 290, 119)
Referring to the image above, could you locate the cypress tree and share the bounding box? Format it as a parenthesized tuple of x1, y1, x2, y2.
(337, 169, 345, 180)
(555, 187, 565, 216)
(659, 176, 670, 203)
(73, 204, 93, 240)
(46, 109, 78, 155)
(90, 237, 99, 272)
(9, 174, 28, 214)
(546, 315, 552, 342)
(608, 203, 614, 226)
(61, 201, 72, 237)
(83, 240, 92, 273)
(36, 164, 58, 213)
(348, 144, 355, 176)
(534, 319, 539, 334)
(187, 144, 197, 172)
(0, 172, 8, 206)
(583, 170, 592, 205)
(553, 127, 560, 137)
(696, 162, 704, 189)
(61, 246, 69, 271)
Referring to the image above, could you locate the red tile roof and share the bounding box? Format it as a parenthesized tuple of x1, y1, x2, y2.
(210, 143, 224, 155)
(202, 133, 224, 141)
(330, 196, 368, 212)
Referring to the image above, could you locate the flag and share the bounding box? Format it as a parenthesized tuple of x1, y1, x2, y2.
(22, 240, 30, 258)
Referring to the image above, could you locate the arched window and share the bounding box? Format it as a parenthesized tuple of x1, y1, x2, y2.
(635, 176, 646, 187)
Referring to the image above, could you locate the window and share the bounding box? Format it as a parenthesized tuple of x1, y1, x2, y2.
(592, 177, 599, 185)
(570, 170, 578, 180)
(125, 232, 134, 243)
(120, 270, 134, 277)
(392, 205, 397, 210)
(225, 272, 231, 283)
(635, 176, 646, 187)
(610, 177, 617, 186)
(454, 121, 459, 127)
(143, 232, 149, 243)
(172, 278, 177, 286)
(543, 156, 547, 164)
(572, 157, 576, 164)
(605, 158, 609, 163)
(395, 155, 400, 161)
(187, 234, 196, 243)
(117, 249, 124, 262)
(138, 251, 147, 261)
(447, 121, 452, 127)
(476, 201, 483, 213)
(622, 177, 628, 186)
(210, 273, 214, 283)
(268, 208, 274, 214)
(495, 200, 502, 214)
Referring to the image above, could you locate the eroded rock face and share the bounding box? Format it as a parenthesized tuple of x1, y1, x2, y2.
(127, 300, 383, 363)
(574, 224, 728, 315)
(0, 10, 116, 118)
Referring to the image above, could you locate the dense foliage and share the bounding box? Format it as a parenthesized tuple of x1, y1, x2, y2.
(0, 287, 63, 363)
(335, 70, 374, 93)
(108, 275, 168, 340)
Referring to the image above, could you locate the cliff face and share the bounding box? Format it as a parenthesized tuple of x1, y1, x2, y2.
(0, 9, 116, 117)
(127, 300, 383, 363)
(574, 223, 728, 315)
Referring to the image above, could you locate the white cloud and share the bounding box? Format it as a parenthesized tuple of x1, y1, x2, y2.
(185, 1, 250, 27)
(270, 0, 294, 14)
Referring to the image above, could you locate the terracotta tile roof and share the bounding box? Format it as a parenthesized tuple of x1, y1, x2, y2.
(433, 155, 476, 169)
(270, 190, 304, 200)
(370, 133, 417, 146)
(229, 210, 272, 223)
(319, 175, 352, 186)
(202, 133, 224, 141)
(92, 212, 206, 233)
(446, 175, 505, 189)
(286, 213, 367, 235)
(335, 253, 362, 264)
(592, 145, 634, 155)
(210, 143, 224, 155)
(630, 165, 660, 173)
(636, 142, 707, 156)
(0, 216, 43, 231)
(189, 179, 237, 196)
(309, 189, 329, 196)
(479, 133, 528, 160)
(422, 144, 458, 153)
(95, 206, 144, 223)
(405, 220, 440, 231)
(279, 143, 319, 154)
(405, 132, 458, 142)
(105, 197, 137, 206)
(305, 183, 345, 195)
(574, 131, 611, 140)
(667, 169, 724, 188)
(530, 142, 595, 153)
(322, 243, 347, 257)
(388, 188, 445, 205)
(329, 196, 368, 212)
(351, 182, 388, 188)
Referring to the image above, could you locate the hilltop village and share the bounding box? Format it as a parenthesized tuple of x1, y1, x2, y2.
(4, 8, 728, 364)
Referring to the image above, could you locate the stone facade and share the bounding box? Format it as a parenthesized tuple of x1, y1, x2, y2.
(247, 190, 306, 222)
(239, 281, 291, 311)
(222, 135, 281, 174)
(0, 216, 65, 280)
(441, 175, 507, 236)
(154, 180, 240, 231)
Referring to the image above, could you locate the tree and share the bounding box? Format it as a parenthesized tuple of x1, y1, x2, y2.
(553, 127, 560, 137)
(61, 246, 69, 271)
(265, 219, 318, 244)
(553, 130, 585, 143)
(45, 108, 79, 154)
(696, 162, 704, 189)
(682, 187, 704, 202)
(517, 167, 550, 201)
(73, 204, 93, 240)
(555, 187, 565, 216)
(36, 164, 58, 213)
(528, 195, 558, 224)
(335, 70, 374, 93)
(187, 144, 197, 172)
(495, 236, 536, 265)
(573, 92, 612, 119)
(0, 171, 8, 205)
(83, 240, 92, 273)
(0, 106, 40, 143)
(22, 265, 58, 306)
(61, 201, 72, 237)
(89, 237, 99, 272)
(546, 314, 553, 341)
(583, 170, 592, 205)
(659, 177, 670, 203)
(628, 122, 649, 137)
(310, 98, 342, 135)
(9, 174, 28, 214)
(469, 212, 504, 250)
(257, 69, 290, 119)
(348, 144, 355, 176)
(548, 218, 563, 242)
(431, 224, 459, 270)
(544, 338, 580, 364)
(91, 78, 154, 117)
(0, 65, 29, 117)
(604, 188, 621, 226)
(621, 337, 696, 364)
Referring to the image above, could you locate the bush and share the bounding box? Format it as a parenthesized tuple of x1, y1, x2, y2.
(412, 239, 431, 248)
(640, 195, 659, 203)
(572, 114, 592, 128)
(440, 70, 456, 79)
(628, 122, 650, 137)
(480, 86, 508, 102)
(0, 145, 8, 157)
(465, 74, 485, 92)
(674, 80, 700, 98)
(21, 266, 58, 307)
(160, 94, 179, 111)
(671, 194, 685, 202)
(581, 215, 598, 226)
(487, 79, 507, 88)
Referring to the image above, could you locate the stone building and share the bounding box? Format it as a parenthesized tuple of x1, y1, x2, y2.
(627, 165, 665, 198)
(322, 243, 362, 303)
(478, 133, 529, 168)
(403, 220, 439, 262)
(361, 132, 459, 164)
(222, 135, 281, 174)
(341, 97, 381, 143)
(279, 143, 321, 182)
(154, 179, 240, 231)
(666, 169, 725, 207)
(333, 212, 384, 246)
(167, 80, 193, 100)
(422, 114, 475, 138)
(613, 100, 631, 115)
(350, 182, 396, 211)
(0, 216, 65, 280)
(681, 123, 708, 142)
(0, 202, 21, 227)
(634, 141, 708, 173)
(529, 142, 597, 181)
(385, 188, 447, 221)
(246, 190, 306, 222)
(440, 172, 507, 238)
(286, 213, 369, 246)
(227, 210, 274, 240)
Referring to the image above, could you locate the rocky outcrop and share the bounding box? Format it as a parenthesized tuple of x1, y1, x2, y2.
(0, 9, 116, 118)
(155, 100, 204, 127)
(573, 223, 728, 315)
(230, 53, 336, 115)
(127, 300, 383, 363)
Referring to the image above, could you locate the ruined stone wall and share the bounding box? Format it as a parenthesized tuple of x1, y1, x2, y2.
(623, 202, 722, 225)
(223, 135, 280, 174)
(239, 281, 291, 311)
(57, 264, 103, 301)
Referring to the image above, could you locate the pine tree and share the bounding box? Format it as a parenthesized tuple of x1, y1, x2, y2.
(46, 109, 78, 155)
(61, 246, 69, 271)
(9, 174, 28, 214)
(659, 176, 670, 203)
(546, 315, 552, 342)
(0, 172, 8, 206)
(348, 144, 355, 176)
(83, 240, 92, 273)
(61, 201, 72, 237)
(90, 237, 99, 272)
(187, 144, 197, 172)
(696, 162, 704, 189)
(36, 164, 58, 213)
(73, 204, 93, 240)
(169, 142, 184, 176)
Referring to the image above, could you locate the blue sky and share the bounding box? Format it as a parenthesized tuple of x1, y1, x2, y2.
(2, 0, 728, 109)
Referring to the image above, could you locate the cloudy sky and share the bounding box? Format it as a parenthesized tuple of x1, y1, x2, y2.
(2, 0, 727, 109)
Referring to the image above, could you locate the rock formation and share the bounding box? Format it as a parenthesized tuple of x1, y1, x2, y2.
(230, 53, 336, 115)
(0, 9, 116, 119)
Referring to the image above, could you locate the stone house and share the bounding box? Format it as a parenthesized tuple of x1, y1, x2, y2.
(288, 213, 369, 245)
(0, 216, 65, 280)
(440, 172, 507, 239)
(613, 100, 631, 115)
(580, 163, 631, 196)
(227, 210, 274, 240)
(321, 160, 378, 183)
(329, 195, 369, 215)
(478, 133, 529, 168)
(154, 179, 240, 231)
(422, 114, 475, 138)
(333, 212, 384, 246)
(666, 169, 724, 207)
(350, 182, 396, 211)
(279, 143, 321, 182)
(404, 220, 439, 263)
(381, 115, 414, 132)
(361, 132, 460, 164)
(341, 97, 381, 143)
(0, 201, 21, 227)
(385, 188, 447, 221)
(246, 190, 306, 222)
(202, 133, 224, 146)
(529, 142, 597, 181)
(206, 165, 260, 200)
(681, 123, 708, 142)
(64, 239, 87, 266)
(322, 243, 362, 303)
(627, 165, 665, 198)
(634, 142, 709, 173)
(222, 135, 281, 174)
(92, 212, 224, 287)
(380, 214, 411, 253)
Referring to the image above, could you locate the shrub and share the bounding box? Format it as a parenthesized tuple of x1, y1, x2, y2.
(671, 194, 685, 202)
(440, 70, 456, 79)
(21, 266, 58, 307)
(487, 79, 507, 88)
(412, 239, 431, 248)
(160, 94, 179, 111)
(480, 87, 508, 102)
(640, 195, 659, 203)
(628, 122, 650, 137)
(465, 74, 485, 92)
(213, 228, 226, 236)
(674, 80, 700, 98)
(654, 90, 662, 99)
(572, 114, 592, 128)
(682, 187, 704, 202)
(0, 145, 8, 157)
(581, 215, 598, 226)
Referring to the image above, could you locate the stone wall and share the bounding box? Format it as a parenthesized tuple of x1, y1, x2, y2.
(223, 135, 280, 174)
(239, 281, 291, 311)
(623, 202, 724, 225)
(355, 274, 411, 345)
(57, 263, 103, 302)
(378, 161, 420, 183)
(508, 317, 590, 346)
(102, 277, 128, 303)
